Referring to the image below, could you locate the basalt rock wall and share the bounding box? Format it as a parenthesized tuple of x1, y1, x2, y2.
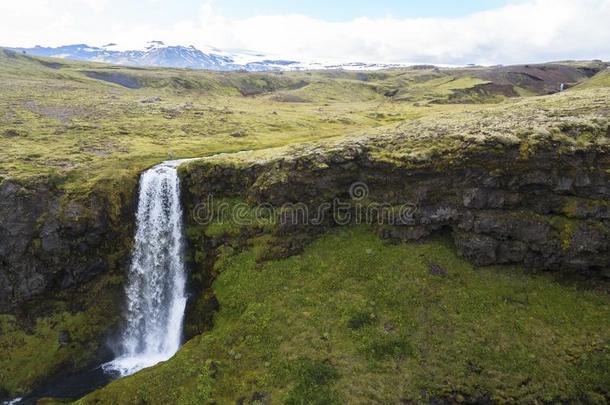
(180, 142, 610, 276)
(0, 179, 136, 312)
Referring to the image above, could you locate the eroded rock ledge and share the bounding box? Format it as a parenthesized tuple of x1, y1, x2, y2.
(180, 132, 610, 277)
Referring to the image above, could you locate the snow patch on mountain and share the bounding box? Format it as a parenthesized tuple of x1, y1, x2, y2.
(6, 42, 414, 71)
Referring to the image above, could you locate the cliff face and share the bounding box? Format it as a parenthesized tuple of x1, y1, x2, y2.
(0, 178, 136, 312)
(180, 140, 610, 277)
(0, 177, 136, 399)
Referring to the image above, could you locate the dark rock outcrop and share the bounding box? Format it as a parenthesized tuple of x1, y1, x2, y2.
(0, 178, 136, 312)
(180, 142, 610, 276)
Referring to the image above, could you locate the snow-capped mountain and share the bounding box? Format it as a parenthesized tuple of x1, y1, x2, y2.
(6, 41, 406, 71)
(8, 41, 244, 70)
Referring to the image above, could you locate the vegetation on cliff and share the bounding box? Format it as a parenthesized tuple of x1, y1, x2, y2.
(81, 227, 610, 404)
(1, 49, 610, 402)
(0, 273, 123, 397)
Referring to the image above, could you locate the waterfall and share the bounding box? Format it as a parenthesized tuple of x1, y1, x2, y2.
(103, 160, 189, 377)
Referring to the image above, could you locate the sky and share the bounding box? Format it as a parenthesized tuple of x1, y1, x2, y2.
(1, 0, 610, 65)
(212, 0, 516, 20)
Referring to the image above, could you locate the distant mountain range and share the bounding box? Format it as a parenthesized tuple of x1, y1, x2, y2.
(6, 41, 406, 71)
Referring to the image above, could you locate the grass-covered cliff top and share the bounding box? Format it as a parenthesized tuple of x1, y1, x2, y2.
(1, 48, 608, 195)
(187, 84, 610, 173)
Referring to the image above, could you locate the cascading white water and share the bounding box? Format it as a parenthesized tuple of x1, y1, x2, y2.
(103, 160, 189, 377)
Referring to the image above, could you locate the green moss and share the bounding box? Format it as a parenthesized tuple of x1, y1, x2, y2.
(346, 311, 376, 330)
(561, 222, 576, 251)
(519, 141, 532, 160)
(81, 227, 610, 404)
(284, 359, 340, 405)
(561, 197, 610, 220)
(364, 335, 414, 361)
(549, 216, 579, 251)
(563, 199, 581, 218)
(0, 274, 123, 397)
(187, 197, 277, 240)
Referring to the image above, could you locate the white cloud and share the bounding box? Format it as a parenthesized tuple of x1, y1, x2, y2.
(1, 0, 609, 64)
